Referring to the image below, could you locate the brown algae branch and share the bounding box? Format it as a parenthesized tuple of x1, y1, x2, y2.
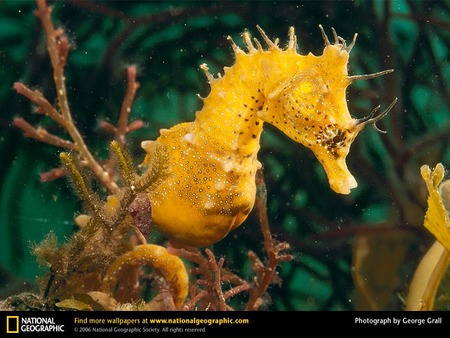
(12, 117, 76, 151)
(35, 0, 71, 121)
(35, 0, 118, 193)
(115, 66, 142, 146)
(100, 66, 143, 146)
(245, 169, 293, 310)
(14, 0, 120, 194)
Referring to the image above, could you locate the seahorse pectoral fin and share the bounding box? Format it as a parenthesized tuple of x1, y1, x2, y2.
(231, 205, 254, 230)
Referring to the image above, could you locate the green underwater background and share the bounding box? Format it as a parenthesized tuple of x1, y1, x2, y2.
(0, 0, 449, 310)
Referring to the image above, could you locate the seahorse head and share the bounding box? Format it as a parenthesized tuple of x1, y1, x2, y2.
(255, 26, 395, 194)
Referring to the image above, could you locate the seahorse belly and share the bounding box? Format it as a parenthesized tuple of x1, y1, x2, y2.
(143, 122, 258, 246)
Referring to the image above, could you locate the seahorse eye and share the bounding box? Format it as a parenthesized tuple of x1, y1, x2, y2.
(293, 77, 324, 108)
(332, 129, 346, 145)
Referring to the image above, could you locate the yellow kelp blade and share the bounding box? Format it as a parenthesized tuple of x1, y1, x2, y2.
(406, 163, 450, 310)
(420, 163, 450, 251)
(406, 240, 449, 310)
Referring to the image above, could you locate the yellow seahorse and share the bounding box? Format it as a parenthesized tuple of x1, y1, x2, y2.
(139, 25, 396, 247)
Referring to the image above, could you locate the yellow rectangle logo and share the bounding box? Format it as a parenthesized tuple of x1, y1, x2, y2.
(6, 316, 19, 334)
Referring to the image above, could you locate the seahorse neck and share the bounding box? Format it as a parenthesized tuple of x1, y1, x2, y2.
(193, 61, 266, 158)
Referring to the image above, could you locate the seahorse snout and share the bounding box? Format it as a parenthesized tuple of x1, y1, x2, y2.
(328, 171, 357, 195)
(319, 156, 357, 195)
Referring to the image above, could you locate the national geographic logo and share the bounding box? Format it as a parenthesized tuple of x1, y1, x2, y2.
(6, 316, 19, 334)
(5, 316, 64, 334)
